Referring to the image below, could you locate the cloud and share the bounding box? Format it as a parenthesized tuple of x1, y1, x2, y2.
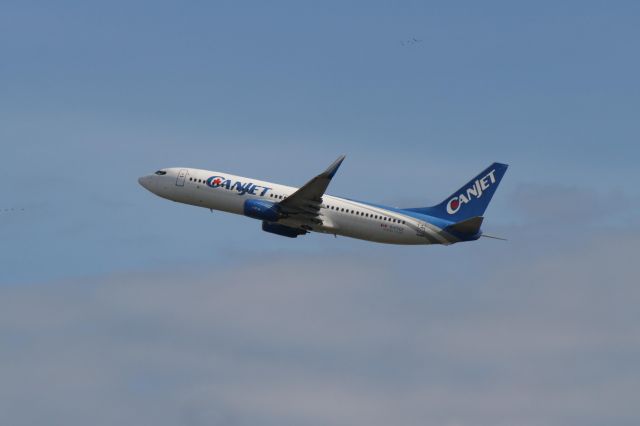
(1, 230, 639, 426)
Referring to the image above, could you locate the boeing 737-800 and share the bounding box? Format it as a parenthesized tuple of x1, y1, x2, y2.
(138, 156, 508, 245)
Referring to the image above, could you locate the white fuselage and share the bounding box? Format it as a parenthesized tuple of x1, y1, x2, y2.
(138, 167, 453, 245)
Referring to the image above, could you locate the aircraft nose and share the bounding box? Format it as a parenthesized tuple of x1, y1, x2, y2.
(138, 175, 152, 190)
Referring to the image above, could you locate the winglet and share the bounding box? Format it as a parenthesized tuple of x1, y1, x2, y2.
(280, 155, 347, 205)
(324, 155, 346, 179)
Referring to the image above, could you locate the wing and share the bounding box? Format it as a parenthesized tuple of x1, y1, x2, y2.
(278, 155, 345, 226)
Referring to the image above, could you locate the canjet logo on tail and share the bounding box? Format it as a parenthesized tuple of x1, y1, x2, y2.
(446, 169, 497, 214)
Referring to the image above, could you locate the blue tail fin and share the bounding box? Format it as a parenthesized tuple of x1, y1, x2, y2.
(406, 163, 508, 222)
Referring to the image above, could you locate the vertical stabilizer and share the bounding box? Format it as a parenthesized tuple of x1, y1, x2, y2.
(405, 163, 508, 222)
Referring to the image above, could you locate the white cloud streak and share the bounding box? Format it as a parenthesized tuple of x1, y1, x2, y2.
(1, 230, 639, 426)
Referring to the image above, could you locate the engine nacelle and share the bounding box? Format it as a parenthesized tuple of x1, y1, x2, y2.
(262, 221, 307, 238)
(244, 199, 282, 222)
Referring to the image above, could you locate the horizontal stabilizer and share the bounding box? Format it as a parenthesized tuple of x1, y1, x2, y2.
(481, 234, 508, 241)
(444, 216, 483, 238)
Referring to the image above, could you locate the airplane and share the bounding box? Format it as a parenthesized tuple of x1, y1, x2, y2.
(138, 156, 508, 245)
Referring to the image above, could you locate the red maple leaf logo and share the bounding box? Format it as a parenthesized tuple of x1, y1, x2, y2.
(213, 178, 221, 185)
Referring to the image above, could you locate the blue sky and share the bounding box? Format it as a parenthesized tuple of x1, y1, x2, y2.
(1, 1, 639, 425)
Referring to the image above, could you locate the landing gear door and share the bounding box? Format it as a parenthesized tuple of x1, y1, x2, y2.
(176, 169, 188, 187)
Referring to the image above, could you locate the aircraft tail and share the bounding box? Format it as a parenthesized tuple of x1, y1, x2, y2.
(405, 162, 508, 223)
(445, 216, 483, 235)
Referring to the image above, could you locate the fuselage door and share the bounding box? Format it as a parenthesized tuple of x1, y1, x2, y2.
(176, 169, 188, 187)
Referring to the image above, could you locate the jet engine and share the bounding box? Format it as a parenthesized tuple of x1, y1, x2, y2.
(262, 221, 307, 238)
(243, 199, 283, 222)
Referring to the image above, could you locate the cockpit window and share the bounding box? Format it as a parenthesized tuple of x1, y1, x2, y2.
(154, 170, 167, 175)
